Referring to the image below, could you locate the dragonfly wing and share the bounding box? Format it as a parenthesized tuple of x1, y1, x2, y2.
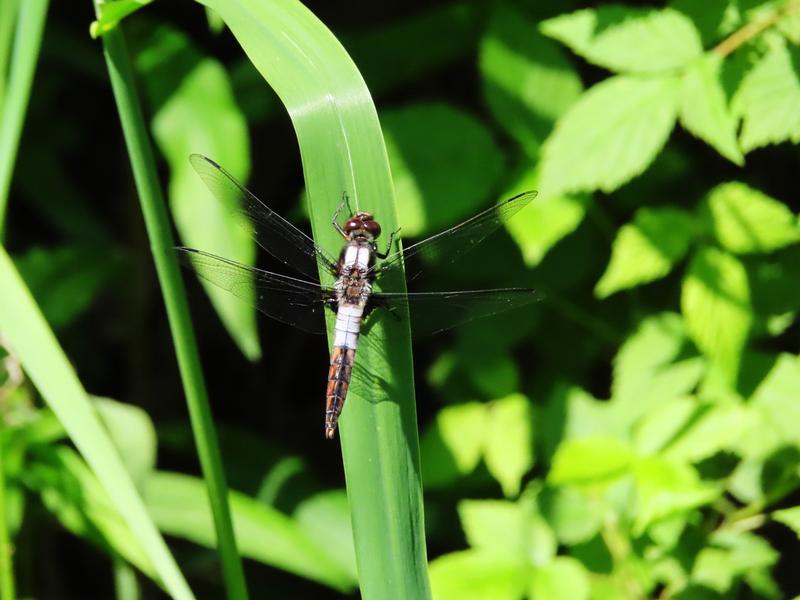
(190, 154, 338, 279)
(373, 191, 536, 278)
(371, 288, 541, 337)
(176, 247, 333, 334)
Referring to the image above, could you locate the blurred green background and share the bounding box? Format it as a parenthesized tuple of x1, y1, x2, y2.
(2, 0, 800, 598)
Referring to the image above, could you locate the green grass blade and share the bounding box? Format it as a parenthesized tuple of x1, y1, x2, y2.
(194, 2, 431, 597)
(0, 246, 194, 600)
(0, 0, 48, 236)
(0, 0, 20, 107)
(0, 434, 15, 600)
(92, 6, 248, 598)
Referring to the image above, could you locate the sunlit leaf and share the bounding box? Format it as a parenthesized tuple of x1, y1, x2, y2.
(679, 54, 743, 165)
(773, 506, 800, 537)
(537, 486, 602, 545)
(692, 531, 778, 594)
(420, 402, 487, 488)
(681, 246, 751, 384)
(734, 43, 800, 151)
(538, 75, 680, 197)
(94, 397, 156, 490)
(662, 402, 748, 462)
(479, 4, 583, 157)
(540, 6, 702, 73)
(670, 0, 741, 46)
(293, 489, 357, 581)
(704, 182, 800, 254)
(549, 436, 634, 486)
(595, 207, 696, 298)
(484, 394, 534, 497)
(633, 457, 720, 534)
(429, 550, 528, 600)
(529, 557, 590, 600)
(90, 0, 154, 39)
(749, 354, 800, 446)
(383, 102, 504, 238)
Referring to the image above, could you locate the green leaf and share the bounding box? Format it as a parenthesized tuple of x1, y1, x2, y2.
(773, 506, 800, 536)
(750, 354, 800, 447)
(537, 486, 602, 545)
(538, 75, 680, 197)
(692, 531, 778, 593)
(704, 182, 800, 254)
(540, 6, 703, 73)
(479, 4, 583, 157)
(484, 394, 534, 497)
(466, 353, 520, 399)
(662, 402, 748, 462)
(670, 0, 741, 46)
(734, 44, 800, 151)
(15, 245, 121, 329)
(148, 45, 260, 360)
(420, 402, 486, 488)
(90, 0, 154, 38)
(595, 207, 696, 298)
(679, 55, 744, 165)
(502, 166, 590, 267)
(94, 397, 157, 490)
(633, 457, 720, 534)
(549, 436, 634, 486)
(458, 499, 556, 566)
(383, 102, 504, 238)
(681, 246, 752, 384)
(145, 471, 356, 591)
(0, 247, 193, 599)
(429, 550, 528, 600)
(529, 557, 590, 600)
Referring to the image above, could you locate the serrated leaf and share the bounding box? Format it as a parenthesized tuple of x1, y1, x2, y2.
(549, 436, 634, 486)
(679, 55, 744, 165)
(538, 75, 680, 197)
(596, 207, 696, 298)
(382, 102, 504, 238)
(429, 550, 528, 600)
(420, 402, 487, 488)
(540, 6, 702, 73)
(681, 246, 751, 384)
(458, 499, 556, 565)
(705, 182, 800, 254)
(479, 4, 583, 157)
(670, 0, 742, 46)
(633, 457, 720, 534)
(529, 557, 590, 600)
(143, 29, 260, 361)
(734, 44, 800, 151)
(484, 394, 534, 497)
(773, 506, 800, 536)
(503, 166, 590, 267)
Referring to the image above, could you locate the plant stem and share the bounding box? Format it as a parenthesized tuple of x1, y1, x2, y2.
(93, 6, 248, 598)
(0, 429, 14, 600)
(0, 0, 49, 238)
(713, 0, 800, 57)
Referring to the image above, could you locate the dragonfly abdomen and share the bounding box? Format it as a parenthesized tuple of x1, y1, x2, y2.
(325, 343, 356, 439)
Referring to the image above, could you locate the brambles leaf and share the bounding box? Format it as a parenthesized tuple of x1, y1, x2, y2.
(596, 207, 695, 298)
(540, 6, 703, 73)
(704, 182, 800, 254)
(538, 75, 680, 197)
(483, 394, 534, 497)
(429, 550, 528, 600)
(679, 55, 743, 165)
(681, 246, 751, 384)
(549, 436, 634, 486)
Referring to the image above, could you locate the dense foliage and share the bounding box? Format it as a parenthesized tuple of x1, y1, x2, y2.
(1, 0, 799, 598)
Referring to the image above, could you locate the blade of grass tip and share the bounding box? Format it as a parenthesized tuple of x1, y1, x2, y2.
(0, 434, 15, 600)
(194, 1, 431, 597)
(92, 3, 249, 598)
(0, 0, 48, 238)
(0, 247, 194, 600)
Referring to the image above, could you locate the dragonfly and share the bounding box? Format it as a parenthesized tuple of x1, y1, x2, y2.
(177, 155, 539, 439)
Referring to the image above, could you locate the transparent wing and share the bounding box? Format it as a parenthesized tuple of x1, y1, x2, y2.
(190, 154, 338, 279)
(371, 288, 541, 336)
(373, 191, 537, 278)
(176, 247, 333, 334)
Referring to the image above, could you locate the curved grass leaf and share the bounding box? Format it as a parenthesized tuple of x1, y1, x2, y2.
(538, 74, 680, 198)
(145, 472, 357, 591)
(595, 207, 696, 298)
(192, 1, 430, 597)
(0, 247, 193, 600)
(540, 6, 702, 73)
(90, 0, 154, 38)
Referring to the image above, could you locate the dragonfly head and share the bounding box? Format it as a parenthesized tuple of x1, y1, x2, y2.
(344, 212, 382, 240)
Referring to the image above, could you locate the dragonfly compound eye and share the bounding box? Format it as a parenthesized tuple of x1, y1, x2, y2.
(363, 219, 381, 238)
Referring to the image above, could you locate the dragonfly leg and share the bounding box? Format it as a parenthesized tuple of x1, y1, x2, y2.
(332, 192, 352, 240)
(375, 227, 401, 259)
